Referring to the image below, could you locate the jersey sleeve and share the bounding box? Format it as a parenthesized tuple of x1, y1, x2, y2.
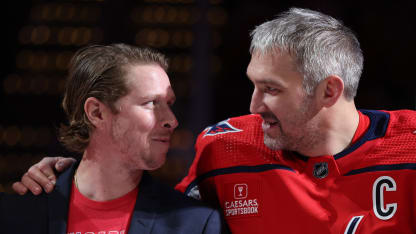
(175, 114, 277, 204)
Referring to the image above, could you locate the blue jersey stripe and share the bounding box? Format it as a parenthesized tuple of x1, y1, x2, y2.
(345, 216, 364, 234)
(345, 163, 416, 176)
(184, 164, 295, 195)
(334, 110, 390, 160)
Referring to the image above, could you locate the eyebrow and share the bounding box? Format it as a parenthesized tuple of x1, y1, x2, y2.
(253, 78, 286, 89)
(141, 93, 176, 103)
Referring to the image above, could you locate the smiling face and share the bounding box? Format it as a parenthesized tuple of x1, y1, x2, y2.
(108, 63, 178, 170)
(247, 51, 322, 152)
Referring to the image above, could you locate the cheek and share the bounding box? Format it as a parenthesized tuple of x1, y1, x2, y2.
(264, 96, 288, 115)
(127, 111, 158, 139)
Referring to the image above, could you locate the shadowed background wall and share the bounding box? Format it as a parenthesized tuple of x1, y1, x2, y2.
(1, 0, 415, 192)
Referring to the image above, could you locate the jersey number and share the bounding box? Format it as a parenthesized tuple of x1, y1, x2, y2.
(372, 176, 397, 220)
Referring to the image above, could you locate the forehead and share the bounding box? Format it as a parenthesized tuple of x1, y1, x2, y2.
(124, 64, 174, 97)
(247, 50, 297, 75)
(247, 51, 302, 86)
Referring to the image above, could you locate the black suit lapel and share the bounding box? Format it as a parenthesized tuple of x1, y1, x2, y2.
(47, 161, 78, 234)
(128, 172, 158, 234)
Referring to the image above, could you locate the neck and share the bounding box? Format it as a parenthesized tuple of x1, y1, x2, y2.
(75, 143, 143, 201)
(298, 100, 360, 157)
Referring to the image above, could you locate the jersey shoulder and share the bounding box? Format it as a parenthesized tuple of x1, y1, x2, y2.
(195, 114, 280, 172)
(175, 114, 281, 194)
(359, 109, 416, 166)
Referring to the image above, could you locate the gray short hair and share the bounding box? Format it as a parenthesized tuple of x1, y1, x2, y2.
(250, 8, 363, 100)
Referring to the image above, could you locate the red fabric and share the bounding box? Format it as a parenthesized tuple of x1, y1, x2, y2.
(351, 111, 370, 143)
(176, 110, 416, 233)
(67, 182, 138, 234)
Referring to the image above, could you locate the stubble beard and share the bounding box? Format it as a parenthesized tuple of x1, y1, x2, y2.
(262, 97, 322, 153)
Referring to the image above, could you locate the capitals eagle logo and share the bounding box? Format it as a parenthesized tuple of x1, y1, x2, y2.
(203, 119, 242, 137)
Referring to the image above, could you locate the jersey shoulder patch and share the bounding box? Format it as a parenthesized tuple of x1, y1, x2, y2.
(203, 118, 242, 137)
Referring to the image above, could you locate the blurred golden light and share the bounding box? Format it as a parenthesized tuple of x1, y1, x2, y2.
(76, 27, 92, 45)
(183, 55, 192, 72)
(54, 4, 63, 20)
(70, 28, 79, 45)
(65, 4, 76, 21)
(79, 6, 89, 21)
(155, 29, 170, 47)
(56, 51, 73, 70)
(30, 52, 48, 71)
(16, 50, 32, 70)
(142, 7, 153, 23)
(171, 30, 183, 47)
(30, 77, 49, 94)
(190, 8, 201, 24)
(170, 56, 182, 72)
(170, 55, 191, 72)
(58, 79, 66, 93)
(3, 74, 21, 94)
(135, 29, 149, 45)
(18, 26, 33, 44)
(154, 6, 166, 22)
(207, 7, 227, 25)
(177, 8, 190, 23)
(30, 5, 42, 21)
(183, 31, 193, 47)
(166, 7, 178, 23)
(58, 27, 73, 45)
(41, 4, 57, 21)
(143, 29, 170, 48)
(31, 25, 51, 45)
(146, 30, 158, 46)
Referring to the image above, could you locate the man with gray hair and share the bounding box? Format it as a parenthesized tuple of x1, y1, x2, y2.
(179, 7, 416, 233)
(13, 8, 416, 234)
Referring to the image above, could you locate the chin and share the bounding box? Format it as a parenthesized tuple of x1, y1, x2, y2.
(144, 155, 166, 171)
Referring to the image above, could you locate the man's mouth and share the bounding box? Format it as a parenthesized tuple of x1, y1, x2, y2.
(153, 136, 171, 143)
(262, 121, 279, 130)
(260, 113, 279, 128)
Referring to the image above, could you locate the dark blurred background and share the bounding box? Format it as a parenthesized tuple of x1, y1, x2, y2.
(1, 0, 415, 192)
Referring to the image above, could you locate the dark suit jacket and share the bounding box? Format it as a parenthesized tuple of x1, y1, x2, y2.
(0, 162, 223, 234)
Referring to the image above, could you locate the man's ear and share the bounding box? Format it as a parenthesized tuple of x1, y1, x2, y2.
(84, 97, 107, 128)
(317, 75, 344, 107)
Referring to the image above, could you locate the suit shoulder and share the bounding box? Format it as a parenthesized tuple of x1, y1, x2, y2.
(154, 179, 214, 208)
(0, 193, 49, 233)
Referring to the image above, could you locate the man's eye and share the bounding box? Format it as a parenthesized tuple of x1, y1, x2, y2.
(144, 100, 156, 106)
(265, 86, 278, 94)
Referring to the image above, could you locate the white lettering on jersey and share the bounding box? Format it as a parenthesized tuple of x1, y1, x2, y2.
(372, 176, 397, 220)
(224, 198, 259, 217)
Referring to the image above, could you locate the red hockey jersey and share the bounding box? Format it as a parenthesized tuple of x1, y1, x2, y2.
(176, 110, 416, 233)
